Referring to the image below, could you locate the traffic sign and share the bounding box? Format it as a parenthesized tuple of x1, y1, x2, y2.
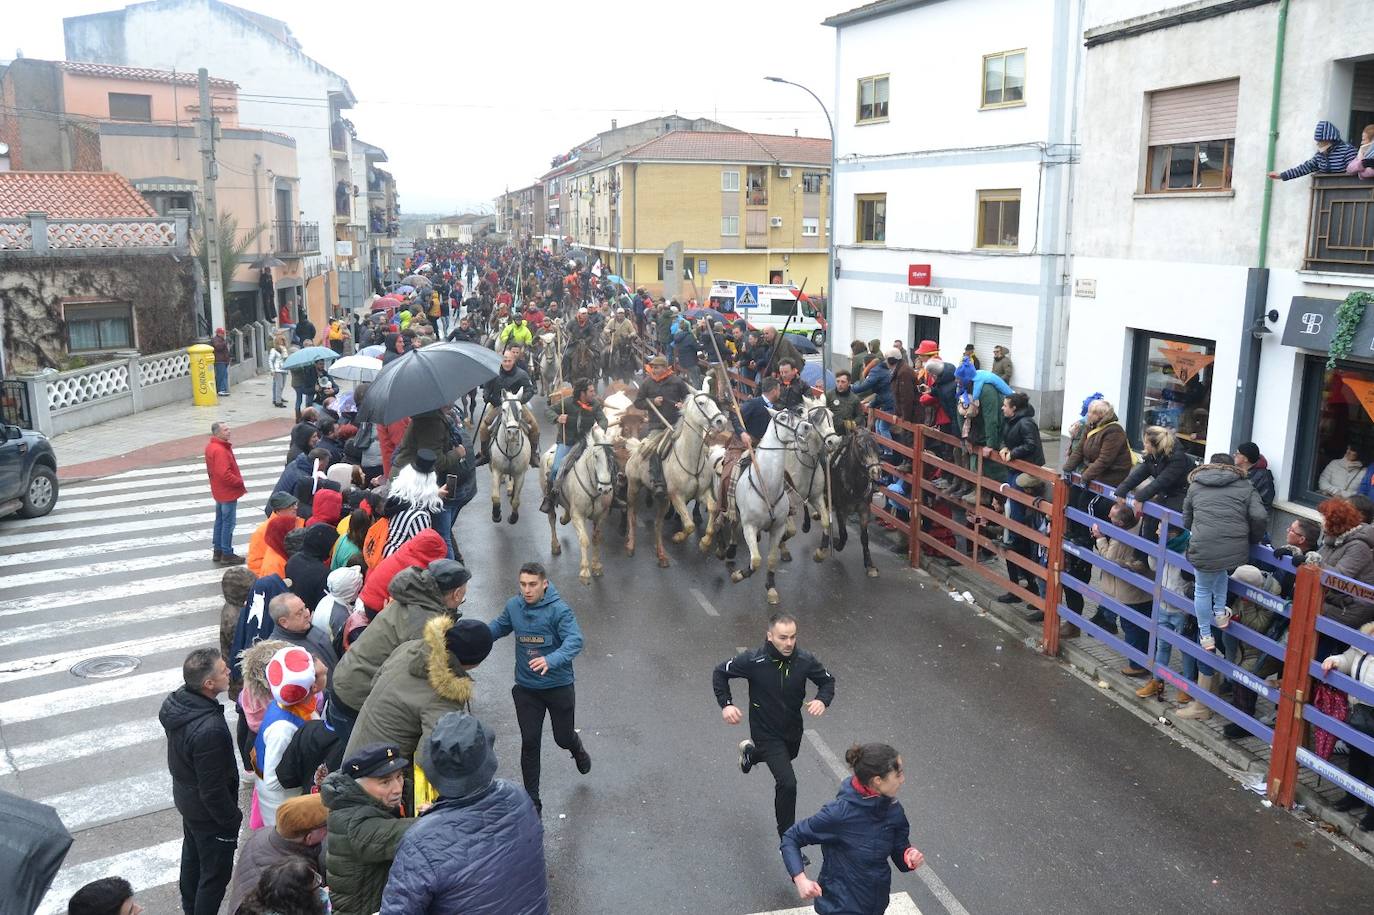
(736, 284, 759, 308)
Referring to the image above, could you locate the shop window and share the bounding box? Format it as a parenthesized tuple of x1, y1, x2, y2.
(976, 190, 1020, 248)
(982, 50, 1026, 108)
(108, 92, 152, 121)
(1126, 331, 1215, 459)
(857, 75, 889, 123)
(802, 172, 824, 194)
(1293, 356, 1374, 506)
(1144, 79, 1238, 194)
(65, 301, 134, 353)
(855, 194, 886, 244)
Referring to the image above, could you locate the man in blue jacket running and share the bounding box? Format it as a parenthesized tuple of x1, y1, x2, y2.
(489, 561, 590, 814)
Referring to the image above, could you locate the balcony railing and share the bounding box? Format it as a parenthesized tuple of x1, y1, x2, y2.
(1305, 174, 1374, 275)
(274, 220, 320, 256)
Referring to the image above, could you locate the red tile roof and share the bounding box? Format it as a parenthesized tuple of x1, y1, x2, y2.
(620, 131, 831, 166)
(57, 60, 237, 90)
(0, 172, 159, 219)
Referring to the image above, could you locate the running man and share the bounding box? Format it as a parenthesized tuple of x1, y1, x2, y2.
(712, 613, 836, 836)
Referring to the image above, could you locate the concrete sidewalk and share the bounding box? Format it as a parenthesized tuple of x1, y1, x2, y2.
(52, 373, 293, 481)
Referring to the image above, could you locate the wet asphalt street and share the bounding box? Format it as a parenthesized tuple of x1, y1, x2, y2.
(453, 465, 1373, 915)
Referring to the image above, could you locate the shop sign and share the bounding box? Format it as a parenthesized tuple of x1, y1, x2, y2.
(894, 288, 957, 311)
(907, 264, 931, 286)
(1281, 295, 1374, 357)
(1342, 377, 1374, 423)
(1074, 278, 1096, 298)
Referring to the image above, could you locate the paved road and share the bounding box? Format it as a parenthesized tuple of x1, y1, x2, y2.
(2, 437, 1370, 914)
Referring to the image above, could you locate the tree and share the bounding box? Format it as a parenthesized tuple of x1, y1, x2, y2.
(193, 212, 264, 316)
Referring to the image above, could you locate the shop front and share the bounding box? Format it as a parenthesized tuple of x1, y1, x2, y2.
(1123, 330, 1216, 460)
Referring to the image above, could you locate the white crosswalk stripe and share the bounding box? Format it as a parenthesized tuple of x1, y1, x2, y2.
(0, 439, 293, 913)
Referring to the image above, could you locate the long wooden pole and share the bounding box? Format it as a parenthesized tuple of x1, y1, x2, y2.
(705, 323, 757, 466)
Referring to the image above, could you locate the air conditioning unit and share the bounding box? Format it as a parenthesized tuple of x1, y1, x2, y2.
(778, 167, 792, 178)
(769, 217, 784, 228)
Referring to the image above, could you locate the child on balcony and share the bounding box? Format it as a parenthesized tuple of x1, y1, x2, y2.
(1347, 124, 1374, 180)
(1268, 120, 1358, 181)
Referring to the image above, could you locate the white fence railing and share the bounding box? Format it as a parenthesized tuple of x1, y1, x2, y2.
(0, 211, 189, 253)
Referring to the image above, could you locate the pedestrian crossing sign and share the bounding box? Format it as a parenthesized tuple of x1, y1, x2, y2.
(736, 284, 759, 308)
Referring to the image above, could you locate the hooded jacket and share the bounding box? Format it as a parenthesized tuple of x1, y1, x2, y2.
(359, 529, 447, 613)
(247, 513, 303, 577)
(333, 564, 456, 712)
(158, 686, 241, 831)
(489, 582, 583, 691)
(229, 573, 292, 681)
(780, 778, 915, 915)
(343, 616, 474, 761)
(1278, 121, 1359, 180)
(713, 641, 836, 744)
(1117, 447, 1195, 508)
(1182, 463, 1268, 572)
(1064, 409, 1132, 486)
(204, 436, 246, 503)
(286, 523, 340, 611)
(219, 565, 256, 665)
(1246, 457, 1276, 509)
(850, 359, 894, 413)
(308, 488, 343, 528)
(269, 452, 315, 516)
(380, 780, 548, 915)
(1317, 524, 1374, 629)
(1001, 404, 1044, 465)
(321, 771, 414, 915)
(226, 827, 322, 915)
(391, 409, 468, 481)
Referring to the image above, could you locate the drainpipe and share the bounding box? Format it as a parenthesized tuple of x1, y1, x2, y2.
(1231, 0, 1288, 446)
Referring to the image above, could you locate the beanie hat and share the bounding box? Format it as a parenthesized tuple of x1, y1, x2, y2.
(428, 558, 471, 592)
(1079, 392, 1104, 419)
(327, 566, 363, 604)
(266, 646, 315, 706)
(445, 618, 494, 665)
(414, 448, 438, 475)
(1236, 442, 1261, 464)
(275, 793, 328, 839)
(954, 357, 977, 386)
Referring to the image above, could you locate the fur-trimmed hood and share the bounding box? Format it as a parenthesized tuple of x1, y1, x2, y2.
(1188, 461, 1246, 486)
(418, 615, 474, 705)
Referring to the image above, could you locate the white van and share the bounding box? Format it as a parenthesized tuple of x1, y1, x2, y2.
(706, 280, 826, 344)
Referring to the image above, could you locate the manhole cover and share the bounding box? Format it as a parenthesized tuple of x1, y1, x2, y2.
(70, 655, 141, 679)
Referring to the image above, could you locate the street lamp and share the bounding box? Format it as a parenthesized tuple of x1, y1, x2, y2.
(766, 75, 836, 361)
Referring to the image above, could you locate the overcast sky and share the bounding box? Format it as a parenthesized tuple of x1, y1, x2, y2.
(8, 0, 841, 214)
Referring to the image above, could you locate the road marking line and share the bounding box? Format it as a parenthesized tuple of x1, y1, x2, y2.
(690, 587, 720, 616)
(53, 470, 282, 509)
(0, 525, 256, 567)
(5, 706, 233, 775)
(0, 597, 216, 648)
(744, 894, 921, 915)
(4, 482, 275, 530)
(35, 839, 182, 915)
(40, 770, 174, 832)
(2, 544, 263, 588)
(0, 625, 217, 686)
(0, 666, 183, 725)
(0, 572, 223, 620)
(804, 730, 971, 915)
(0, 514, 218, 550)
(61, 454, 286, 493)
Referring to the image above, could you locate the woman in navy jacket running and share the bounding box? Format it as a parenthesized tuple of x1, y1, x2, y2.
(781, 742, 924, 914)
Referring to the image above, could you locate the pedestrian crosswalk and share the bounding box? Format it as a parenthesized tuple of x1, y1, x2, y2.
(0, 437, 292, 914)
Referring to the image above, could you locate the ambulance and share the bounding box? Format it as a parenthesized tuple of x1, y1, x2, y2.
(705, 280, 826, 344)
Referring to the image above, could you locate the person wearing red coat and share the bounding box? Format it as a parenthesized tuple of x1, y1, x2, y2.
(205, 422, 247, 565)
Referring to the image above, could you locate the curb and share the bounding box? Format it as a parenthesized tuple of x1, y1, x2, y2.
(58, 417, 294, 482)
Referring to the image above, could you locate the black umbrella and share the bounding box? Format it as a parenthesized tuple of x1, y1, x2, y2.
(356, 342, 502, 425)
(0, 789, 73, 914)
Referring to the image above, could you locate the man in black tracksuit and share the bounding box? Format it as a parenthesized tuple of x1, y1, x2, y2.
(712, 612, 836, 837)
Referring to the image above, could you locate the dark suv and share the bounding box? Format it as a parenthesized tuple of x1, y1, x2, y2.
(0, 424, 58, 519)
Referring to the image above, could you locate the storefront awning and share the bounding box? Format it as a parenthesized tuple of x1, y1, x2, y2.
(1281, 295, 1374, 357)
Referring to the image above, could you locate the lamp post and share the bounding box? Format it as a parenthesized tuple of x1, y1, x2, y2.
(766, 76, 835, 362)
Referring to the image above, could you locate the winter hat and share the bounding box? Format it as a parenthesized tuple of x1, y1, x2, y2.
(954, 358, 977, 387)
(326, 566, 363, 604)
(1236, 442, 1261, 464)
(1079, 392, 1104, 419)
(266, 646, 315, 706)
(445, 618, 494, 665)
(428, 558, 471, 592)
(275, 793, 328, 839)
(1233, 564, 1280, 595)
(269, 491, 299, 512)
(414, 448, 438, 475)
(419, 711, 498, 799)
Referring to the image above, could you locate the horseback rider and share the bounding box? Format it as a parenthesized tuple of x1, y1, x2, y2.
(775, 360, 807, 412)
(719, 376, 779, 522)
(608, 308, 638, 380)
(539, 378, 607, 515)
(497, 311, 534, 351)
(475, 348, 540, 468)
(634, 355, 691, 499)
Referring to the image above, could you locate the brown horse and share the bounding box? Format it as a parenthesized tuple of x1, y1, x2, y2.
(827, 428, 885, 577)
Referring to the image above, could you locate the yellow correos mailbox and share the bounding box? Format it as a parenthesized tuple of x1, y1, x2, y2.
(188, 343, 218, 406)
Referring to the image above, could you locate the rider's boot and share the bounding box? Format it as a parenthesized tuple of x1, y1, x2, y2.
(529, 427, 542, 468)
(474, 428, 491, 467)
(649, 454, 668, 500)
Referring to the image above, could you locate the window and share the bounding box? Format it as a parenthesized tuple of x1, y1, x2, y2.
(722, 170, 741, 192)
(65, 302, 134, 353)
(746, 166, 768, 206)
(1295, 356, 1374, 506)
(802, 172, 823, 194)
(976, 190, 1020, 248)
(981, 50, 1026, 108)
(1144, 79, 1238, 193)
(721, 216, 739, 236)
(855, 194, 886, 244)
(801, 217, 819, 237)
(1126, 331, 1215, 459)
(108, 92, 152, 121)
(857, 75, 889, 123)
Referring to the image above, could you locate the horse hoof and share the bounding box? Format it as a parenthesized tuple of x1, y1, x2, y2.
(580, 573, 592, 585)
(657, 556, 671, 569)
(867, 567, 880, 578)
(780, 550, 792, 563)
(551, 543, 562, 556)
(492, 507, 502, 523)
(698, 537, 713, 553)
(813, 549, 827, 563)
(509, 511, 519, 524)
(671, 531, 688, 544)
(592, 565, 604, 577)
(682, 523, 696, 538)
(766, 588, 780, 605)
(730, 570, 745, 583)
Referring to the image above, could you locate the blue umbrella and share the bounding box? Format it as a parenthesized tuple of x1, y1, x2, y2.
(394, 284, 416, 295)
(282, 346, 340, 369)
(801, 361, 835, 391)
(785, 334, 819, 355)
(605, 274, 628, 289)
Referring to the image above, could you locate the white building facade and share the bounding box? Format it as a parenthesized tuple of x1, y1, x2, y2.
(824, 0, 1083, 424)
(1066, 0, 1374, 523)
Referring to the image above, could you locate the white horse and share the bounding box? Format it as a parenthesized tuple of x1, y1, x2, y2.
(489, 389, 531, 524)
(727, 409, 813, 605)
(786, 393, 843, 563)
(543, 424, 617, 584)
(537, 329, 562, 397)
(624, 381, 729, 567)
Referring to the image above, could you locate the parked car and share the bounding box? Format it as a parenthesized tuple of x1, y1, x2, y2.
(0, 424, 58, 519)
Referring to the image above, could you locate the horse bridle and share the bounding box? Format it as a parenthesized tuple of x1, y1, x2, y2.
(570, 441, 616, 500)
(667, 392, 721, 477)
(833, 429, 884, 487)
(495, 398, 526, 460)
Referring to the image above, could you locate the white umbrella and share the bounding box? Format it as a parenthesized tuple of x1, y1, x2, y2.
(359, 344, 385, 358)
(329, 354, 383, 382)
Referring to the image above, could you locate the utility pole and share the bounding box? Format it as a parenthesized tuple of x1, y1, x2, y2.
(198, 68, 226, 335)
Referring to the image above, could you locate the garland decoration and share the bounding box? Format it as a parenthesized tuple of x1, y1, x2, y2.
(1328, 290, 1374, 369)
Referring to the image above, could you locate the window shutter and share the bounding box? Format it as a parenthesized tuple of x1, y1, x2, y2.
(852, 307, 884, 344)
(1147, 79, 1239, 146)
(970, 322, 1014, 364)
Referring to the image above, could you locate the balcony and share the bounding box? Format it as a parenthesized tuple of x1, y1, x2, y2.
(1306, 175, 1374, 275)
(274, 220, 320, 256)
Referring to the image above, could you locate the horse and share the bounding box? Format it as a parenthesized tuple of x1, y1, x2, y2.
(566, 337, 600, 386)
(724, 409, 813, 605)
(537, 330, 562, 397)
(828, 427, 885, 578)
(489, 389, 531, 524)
(542, 424, 617, 584)
(786, 393, 843, 563)
(624, 380, 729, 567)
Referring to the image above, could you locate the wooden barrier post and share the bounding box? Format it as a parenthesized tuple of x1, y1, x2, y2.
(1267, 563, 1323, 807)
(1042, 476, 1069, 656)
